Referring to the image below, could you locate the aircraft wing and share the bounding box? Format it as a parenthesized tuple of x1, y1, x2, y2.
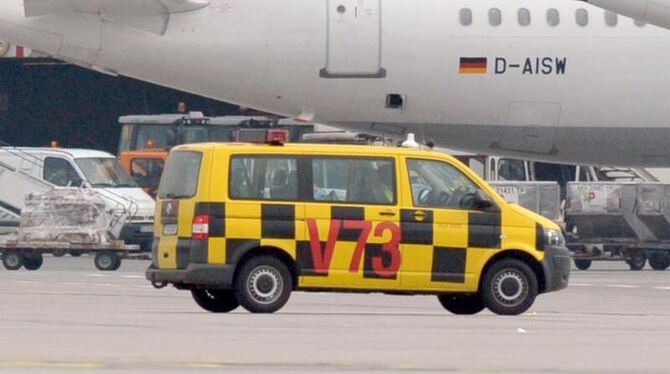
(23, 0, 210, 34)
(585, 0, 670, 31)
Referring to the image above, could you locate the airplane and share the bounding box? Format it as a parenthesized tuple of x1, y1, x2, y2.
(1, 0, 670, 166)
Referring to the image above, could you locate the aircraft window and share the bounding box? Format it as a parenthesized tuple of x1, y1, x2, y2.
(459, 8, 472, 26)
(518, 8, 531, 27)
(634, 19, 647, 27)
(604, 11, 618, 27)
(488, 8, 502, 26)
(547, 9, 560, 26)
(576, 9, 589, 27)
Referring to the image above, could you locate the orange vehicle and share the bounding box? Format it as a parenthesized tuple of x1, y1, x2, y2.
(118, 113, 315, 196)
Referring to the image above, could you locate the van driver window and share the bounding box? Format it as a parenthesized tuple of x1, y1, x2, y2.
(43, 157, 82, 187)
(408, 159, 482, 209)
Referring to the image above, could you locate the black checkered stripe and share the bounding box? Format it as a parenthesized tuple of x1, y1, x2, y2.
(173, 202, 505, 284)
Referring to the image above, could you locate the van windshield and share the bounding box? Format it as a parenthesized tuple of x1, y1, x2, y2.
(76, 158, 139, 188)
(158, 151, 202, 199)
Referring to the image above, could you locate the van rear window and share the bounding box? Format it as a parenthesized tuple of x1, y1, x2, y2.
(158, 151, 202, 199)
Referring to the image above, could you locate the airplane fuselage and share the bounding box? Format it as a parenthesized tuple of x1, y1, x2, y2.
(1, 0, 670, 165)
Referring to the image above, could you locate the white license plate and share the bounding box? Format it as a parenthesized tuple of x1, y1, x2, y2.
(163, 224, 177, 235)
(140, 225, 154, 233)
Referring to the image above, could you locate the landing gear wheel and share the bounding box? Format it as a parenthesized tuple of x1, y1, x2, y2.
(191, 289, 240, 313)
(481, 259, 538, 316)
(23, 255, 43, 271)
(648, 253, 670, 271)
(94, 251, 120, 271)
(70, 250, 83, 257)
(234, 255, 293, 314)
(574, 259, 592, 271)
(626, 250, 646, 271)
(437, 294, 485, 315)
(2, 250, 23, 270)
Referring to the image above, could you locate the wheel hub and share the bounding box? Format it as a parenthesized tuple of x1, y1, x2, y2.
(98, 255, 112, 268)
(248, 266, 282, 304)
(493, 270, 526, 305)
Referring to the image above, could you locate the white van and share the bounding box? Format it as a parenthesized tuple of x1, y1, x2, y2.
(0, 147, 155, 249)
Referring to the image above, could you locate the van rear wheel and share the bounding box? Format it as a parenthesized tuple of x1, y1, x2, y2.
(234, 255, 292, 314)
(191, 289, 239, 313)
(437, 294, 485, 315)
(481, 259, 538, 316)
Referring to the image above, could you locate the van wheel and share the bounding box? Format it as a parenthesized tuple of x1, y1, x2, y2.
(481, 259, 538, 316)
(234, 255, 292, 314)
(574, 259, 592, 271)
(191, 289, 240, 313)
(23, 255, 43, 271)
(437, 294, 485, 315)
(94, 251, 120, 271)
(2, 250, 23, 270)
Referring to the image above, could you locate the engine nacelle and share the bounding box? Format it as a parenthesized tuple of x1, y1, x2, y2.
(586, 0, 670, 30)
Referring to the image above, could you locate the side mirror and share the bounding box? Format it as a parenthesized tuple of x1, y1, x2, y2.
(473, 190, 498, 212)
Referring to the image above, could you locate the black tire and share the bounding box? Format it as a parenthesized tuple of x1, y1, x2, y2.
(52, 250, 66, 258)
(627, 250, 646, 271)
(234, 255, 293, 314)
(191, 289, 240, 313)
(574, 259, 592, 271)
(648, 253, 670, 271)
(2, 251, 23, 270)
(70, 250, 83, 257)
(481, 259, 538, 316)
(23, 255, 43, 271)
(94, 251, 120, 271)
(437, 294, 485, 315)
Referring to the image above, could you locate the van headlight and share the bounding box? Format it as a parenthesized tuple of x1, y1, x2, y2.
(544, 229, 566, 247)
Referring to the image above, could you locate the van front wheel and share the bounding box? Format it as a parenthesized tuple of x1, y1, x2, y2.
(191, 289, 239, 313)
(437, 294, 485, 315)
(234, 255, 292, 314)
(481, 259, 538, 316)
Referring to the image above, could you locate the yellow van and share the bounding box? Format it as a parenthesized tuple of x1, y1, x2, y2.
(146, 138, 570, 315)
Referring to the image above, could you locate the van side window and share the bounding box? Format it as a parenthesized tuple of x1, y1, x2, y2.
(229, 156, 298, 201)
(312, 157, 396, 205)
(43, 157, 82, 187)
(408, 159, 481, 209)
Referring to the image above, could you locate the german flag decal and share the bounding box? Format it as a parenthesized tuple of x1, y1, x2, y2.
(459, 57, 487, 74)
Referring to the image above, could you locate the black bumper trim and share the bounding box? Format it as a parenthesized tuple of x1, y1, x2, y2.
(145, 264, 235, 289)
(541, 246, 571, 293)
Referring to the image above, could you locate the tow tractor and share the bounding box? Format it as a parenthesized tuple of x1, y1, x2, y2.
(118, 113, 315, 196)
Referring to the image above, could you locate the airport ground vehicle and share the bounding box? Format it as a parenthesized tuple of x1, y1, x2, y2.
(146, 133, 570, 315)
(118, 114, 315, 196)
(0, 147, 155, 250)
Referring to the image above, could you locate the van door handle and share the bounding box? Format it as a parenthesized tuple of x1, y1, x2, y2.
(379, 211, 396, 217)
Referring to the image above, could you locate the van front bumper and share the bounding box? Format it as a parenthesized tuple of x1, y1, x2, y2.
(542, 246, 571, 293)
(145, 264, 235, 289)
